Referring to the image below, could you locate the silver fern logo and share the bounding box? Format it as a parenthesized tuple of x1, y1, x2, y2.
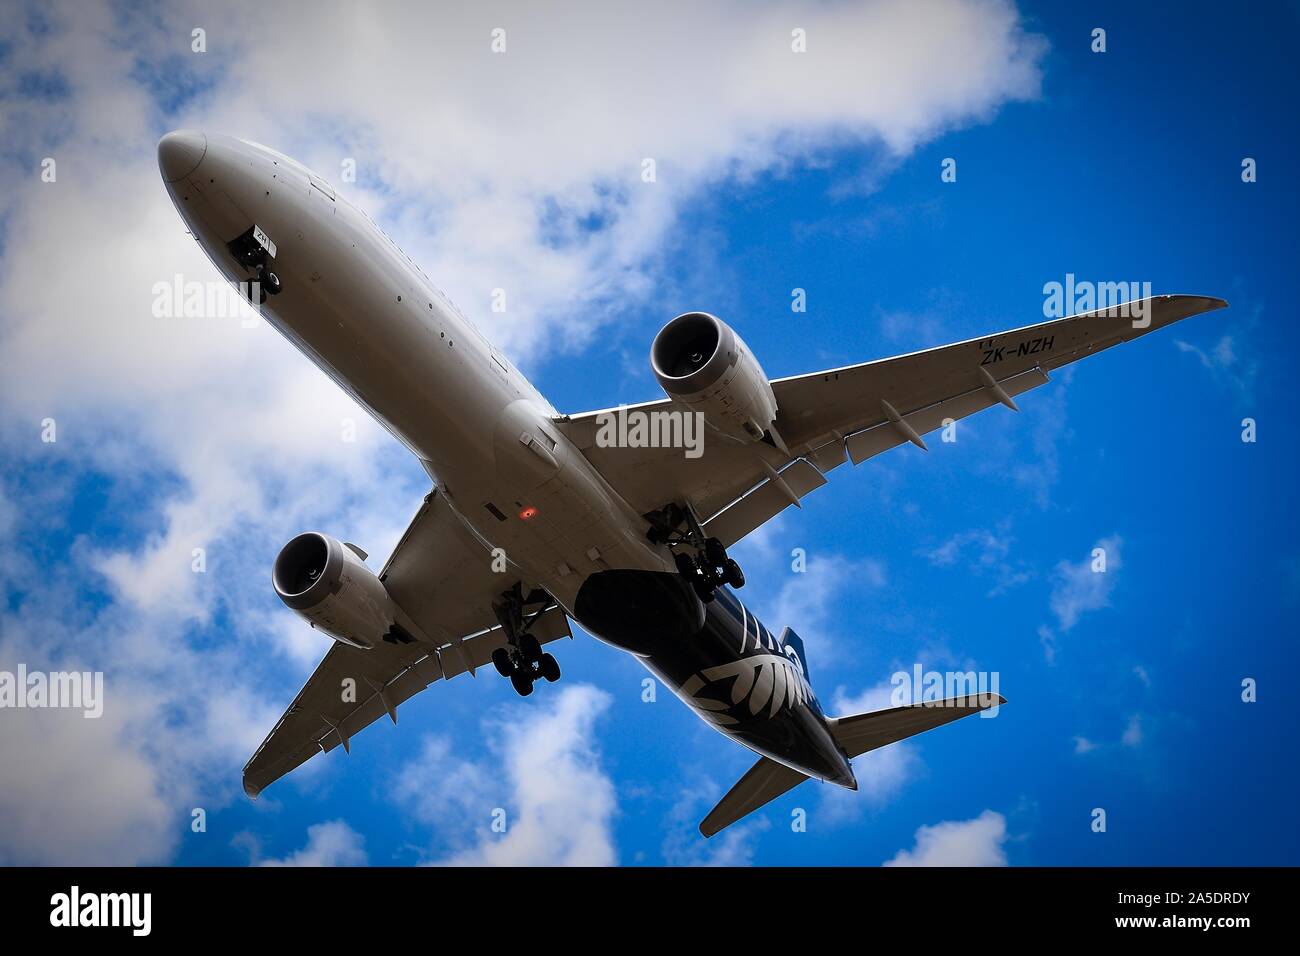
(681, 652, 813, 727)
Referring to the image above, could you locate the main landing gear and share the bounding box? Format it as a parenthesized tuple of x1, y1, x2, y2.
(226, 225, 283, 305)
(645, 502, 745, 604)
(490, 582, 561, 697)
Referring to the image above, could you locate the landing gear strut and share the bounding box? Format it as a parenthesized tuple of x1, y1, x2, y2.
(646, 502, 745, 603)
(491, 582, 561, 697)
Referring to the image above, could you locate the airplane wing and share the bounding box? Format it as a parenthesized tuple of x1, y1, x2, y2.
(555, 295, 1227, 546)
(242, 488, 571, 797)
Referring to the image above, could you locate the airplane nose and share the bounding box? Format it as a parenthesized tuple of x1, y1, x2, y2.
(157, 129, 207, 183)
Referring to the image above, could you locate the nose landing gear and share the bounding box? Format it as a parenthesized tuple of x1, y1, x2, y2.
(226, 225, 283, 305)
(491, 583, 562, 697)
(258, 267, 282, 301)
(647, 502, 745, 603)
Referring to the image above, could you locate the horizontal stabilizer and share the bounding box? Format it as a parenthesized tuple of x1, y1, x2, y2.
(699, 695, 1005, 837)
(699, 756, 809, 838)
(829, 694, 1006, 760)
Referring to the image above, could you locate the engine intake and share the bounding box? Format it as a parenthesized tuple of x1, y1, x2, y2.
(652, 311, 727, 385)
(651, 312, 778, 444)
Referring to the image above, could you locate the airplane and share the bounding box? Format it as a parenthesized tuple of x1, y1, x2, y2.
(158, 130, 1226, 837)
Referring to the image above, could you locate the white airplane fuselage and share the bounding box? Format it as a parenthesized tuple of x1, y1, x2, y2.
(162, 133, 659, 601)
(160, 131, 856, 789)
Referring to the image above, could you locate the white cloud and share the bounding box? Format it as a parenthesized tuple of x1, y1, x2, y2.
(688, 825, 768, 866)
(923, 525, 1031, 596)
(1072, 713, 1146, 757)
(1120, 714, 1143, 748)
(1009, 368, 1073, 508)
(393, 684, 618, 866)
(831, 682, 897, 717)
(762, 555, 888, 665)
(876, 301, 955, 348)
(391, 735, 497, 828)
(1038, 535, 1121, 662)
(1048, 535, 1123, 633)
(1037, 624, 1059, 665)
(259, 820, 368, 866)
(1174, 333, 1257, 401)
(884, 809, 1008, 866)
(0, 702, 173, 866)
(964, 364, 1076, 511)
(0, 562, 283, 864)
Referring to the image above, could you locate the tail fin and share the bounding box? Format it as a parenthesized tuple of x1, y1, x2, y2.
(777, 626, 809, 683)
(828, 694, 1006, 760)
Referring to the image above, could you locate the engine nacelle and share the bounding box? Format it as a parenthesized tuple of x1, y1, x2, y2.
(273, 532, 401, 650)
(651, 312, 778, 444)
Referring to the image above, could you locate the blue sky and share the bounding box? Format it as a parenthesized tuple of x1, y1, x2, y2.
(1, 0, 1296, 866)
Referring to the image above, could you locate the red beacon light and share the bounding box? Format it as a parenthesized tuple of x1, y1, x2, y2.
(518, 506, 538, 520)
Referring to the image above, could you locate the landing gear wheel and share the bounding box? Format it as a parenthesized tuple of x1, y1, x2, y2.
(539, 653, 561, 683)
(673, 551, 697, 577)
(518, 633, 543, 663)
(491, 582, 563, 694)
(704, 537, 728, 567)
(510, 670, 534, 696)
(723, 558, 745, 589)
(262, 270, 282, 296)
(692, 579, 716, 603)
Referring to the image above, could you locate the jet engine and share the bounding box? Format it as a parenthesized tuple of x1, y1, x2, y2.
(650, 311, 778, 444)
(273, 532, 405, 650)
